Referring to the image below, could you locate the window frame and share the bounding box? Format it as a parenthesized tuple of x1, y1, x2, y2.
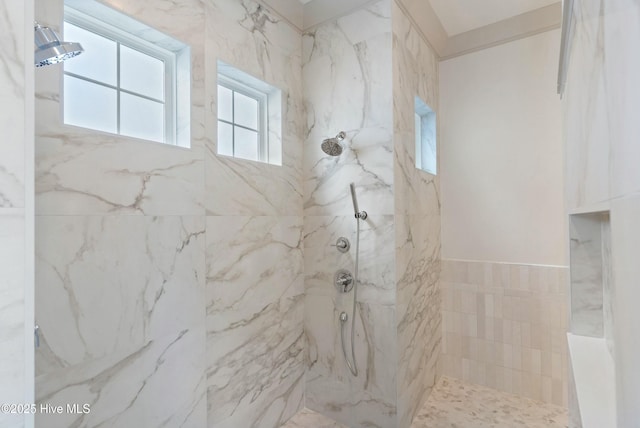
(63, 6, 178, 145)
(217, 75, 269, 163)
(414, 96, 437, 175)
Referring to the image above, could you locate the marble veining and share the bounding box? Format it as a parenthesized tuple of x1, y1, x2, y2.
(302, 1, 442, 426)
(0, 1, 26, 209)
(206, 216, 305, 428)
(569, 214, 606, 338)
(36, 328, 206, 428)
(205, 0, 303, 217)
(392, 3, 441, 426)
(302, 1, 398, 427)
(0, 217, 27, 428)
(35, 0, 206, 216)
(35, 216, 206, 373)
(0, 2, 29, 426)
(302, 0, 394, 218)
(35, 0, 306, 426)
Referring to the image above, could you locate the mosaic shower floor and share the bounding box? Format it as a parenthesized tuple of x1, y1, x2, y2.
(282, 376, 568, 428)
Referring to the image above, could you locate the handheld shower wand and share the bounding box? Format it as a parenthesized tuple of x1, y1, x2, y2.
(340, 183, 368, 377)
(349, 183, 367, 220)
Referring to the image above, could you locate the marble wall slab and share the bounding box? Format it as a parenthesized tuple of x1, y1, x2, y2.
(206, 216, 304, 428)
(0, 217, 27, 428)
(0, 1, 31, 427)
(0, 1, 27, 209)
(392, 3, 441, 426)
(35, 216, 206, 373)
(205, 0, 303, 217)
(36, 327, 206, 428)
(35, 0, 306, 426)
(395, 214, 440, 428)
(563, 0, 609, 210)
(304, 215, 397, 427)
(441, 260, 569, 407)
(302, 0, 394, 218)
(203, 0, 306, 426)
(302, 1, 400, 426)
(35, 0, 206, 216)
(35, 215, 207, 427)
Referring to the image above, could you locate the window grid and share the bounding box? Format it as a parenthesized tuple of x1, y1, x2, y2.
(63, 8, 176, 144)
(217, 75, 268, 163)
(63, 36, 166, 141)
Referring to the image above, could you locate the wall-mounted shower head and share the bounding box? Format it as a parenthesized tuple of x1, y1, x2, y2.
(34, 22, 84, 67)
(321, 131, 346, 156)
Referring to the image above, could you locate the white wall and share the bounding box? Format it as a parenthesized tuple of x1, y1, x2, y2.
(440, 29, 566, 266)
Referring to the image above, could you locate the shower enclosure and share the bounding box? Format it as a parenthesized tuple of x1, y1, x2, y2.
(29, 0, 440, 427)
(302, 1, 441, 426)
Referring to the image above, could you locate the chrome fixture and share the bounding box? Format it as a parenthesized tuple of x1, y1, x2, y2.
(321, 131, 346, 156)
(34, 324, 40, 348)
(34, 22, 84, 67)
(334, 269, 354, 293)
(349, 182, 367, 220)
(333, 237, 350, 253)
(339, 182, 367, 377)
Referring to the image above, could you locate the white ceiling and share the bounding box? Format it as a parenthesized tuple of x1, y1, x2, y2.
(285, 0, 561, 58)
(296, 0, 560, 35)
(428, 0, 560, 36)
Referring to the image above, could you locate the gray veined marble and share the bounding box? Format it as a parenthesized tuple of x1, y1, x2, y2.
(36, 328, 206, 428)
(35, 0, 206, 217)
(206, 216, 305, 428)
(35, 216, 206, 373)
(392, 2, 441, 426)
(302, 1, 441, 426)
(0, 1, 27, 210)
(569, 213, 606, 338)
(302, 1, 394, 218)
(205, 0, 303, 217)
(0, 2, 30, 427)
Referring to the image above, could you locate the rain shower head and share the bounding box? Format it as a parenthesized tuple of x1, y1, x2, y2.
(34, 22, 84, 67)
(321, 131, 346, 156)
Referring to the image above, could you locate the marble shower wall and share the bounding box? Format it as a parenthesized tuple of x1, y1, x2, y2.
(392, 3, 441, 427)
(204, 0, 305, 426)
(0, 2, 33, 427)
(563, 0, 640, 424)
(303, 1, 441, 427)
(34, 0, 207, 425)
(34, 0, 304, 426)
(302, 1, 398, 427)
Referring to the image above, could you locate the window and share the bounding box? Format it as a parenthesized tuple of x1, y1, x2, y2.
(217, 61, 282, 165)
(62, 2, 190, 147)
(217, 77, 267, 162)
(415, 96, 437, 175)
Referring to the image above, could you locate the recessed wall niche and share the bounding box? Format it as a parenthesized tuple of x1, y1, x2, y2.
(569, 211, 613, 349)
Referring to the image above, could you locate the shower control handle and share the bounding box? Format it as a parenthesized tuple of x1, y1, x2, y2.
(332, 237, 350, 253)
(334, 269, 354, 293)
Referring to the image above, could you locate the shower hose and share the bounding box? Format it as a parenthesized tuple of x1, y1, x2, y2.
(340, 216, 360, 376)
